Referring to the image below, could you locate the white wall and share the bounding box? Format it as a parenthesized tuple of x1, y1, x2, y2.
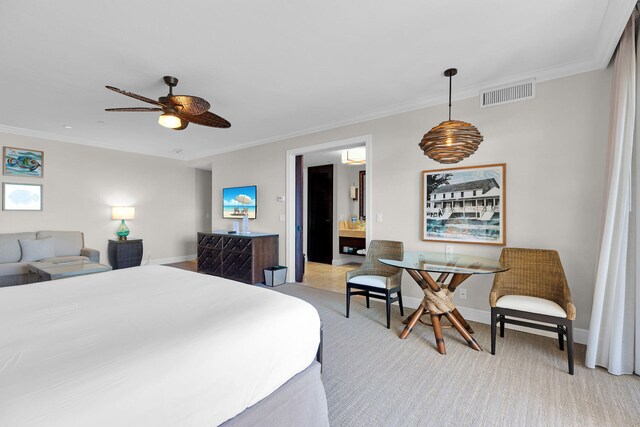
(0, 133, 200, 264)
(205, 70, 611, 331)
(195, 169, 212, 232)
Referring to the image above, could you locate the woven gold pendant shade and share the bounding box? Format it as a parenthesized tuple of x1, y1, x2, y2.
(419, 68, 483, 164)
(419, 119, 483, 164)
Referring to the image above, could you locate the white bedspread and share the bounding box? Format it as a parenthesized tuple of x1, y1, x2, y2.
(0, 266, 321, 426)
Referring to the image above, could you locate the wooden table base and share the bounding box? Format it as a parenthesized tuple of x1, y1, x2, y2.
(400, 269, 482, 354)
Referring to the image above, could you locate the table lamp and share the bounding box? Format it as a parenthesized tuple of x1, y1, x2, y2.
(112, 206, 135, 240)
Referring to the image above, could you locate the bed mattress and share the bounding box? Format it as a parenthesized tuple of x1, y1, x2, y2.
(0, 265, 321, 426)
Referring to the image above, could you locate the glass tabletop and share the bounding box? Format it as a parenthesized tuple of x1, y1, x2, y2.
(378, 251, 508, 275)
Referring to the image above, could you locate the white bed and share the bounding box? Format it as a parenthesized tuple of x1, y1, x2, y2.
(0, 265, 322, 426)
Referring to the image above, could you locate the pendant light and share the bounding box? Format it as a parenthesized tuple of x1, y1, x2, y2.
(419, 68, 483, 164)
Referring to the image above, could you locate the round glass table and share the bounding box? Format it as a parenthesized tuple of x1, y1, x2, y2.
(379, 252, 508, 354)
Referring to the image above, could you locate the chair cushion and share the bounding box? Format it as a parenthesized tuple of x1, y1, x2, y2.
(0, 232, 36, 263)
(349, 275, 387, 288)
(36, 231, 83, 257)
(496, 295, 567, 318)
(19, 238, 55, 262)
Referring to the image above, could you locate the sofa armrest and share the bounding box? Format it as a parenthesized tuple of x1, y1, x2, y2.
(81, 247, 100, 263)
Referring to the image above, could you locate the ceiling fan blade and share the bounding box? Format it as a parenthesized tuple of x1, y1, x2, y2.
(176, 111, 231, 128)
(105, 86, 165, 107)
(105, 107, 163, 112)
(169, 95, 210, 115)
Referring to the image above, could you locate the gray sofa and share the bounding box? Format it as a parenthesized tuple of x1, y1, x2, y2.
(0, 231, 99, 287)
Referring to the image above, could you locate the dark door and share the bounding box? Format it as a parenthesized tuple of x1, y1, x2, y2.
(307, 164, 333, 264)
(295, 155, 304, 282)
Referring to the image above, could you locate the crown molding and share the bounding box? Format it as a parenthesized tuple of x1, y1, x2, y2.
(594, 0, 637, 69)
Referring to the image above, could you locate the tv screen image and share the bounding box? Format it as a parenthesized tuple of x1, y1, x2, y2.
(223, 185, 257, 219)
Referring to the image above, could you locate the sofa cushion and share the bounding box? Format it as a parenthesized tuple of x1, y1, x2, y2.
(40, 256, 90, 264)
(0, 262, 28, 276)
(0, 232, 36, 263)
(36, 231, 83, 257)
(19, 238, 55, 262)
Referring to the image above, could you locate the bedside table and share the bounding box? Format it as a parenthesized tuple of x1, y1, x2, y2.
(108, 239, 143, 270)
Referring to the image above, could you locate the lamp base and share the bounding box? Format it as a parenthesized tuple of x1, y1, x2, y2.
(116, 219, 130, 241)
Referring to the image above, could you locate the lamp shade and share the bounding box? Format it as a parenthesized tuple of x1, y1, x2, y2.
(112, 206, 135, 220)
(419, 120, 483, 164)
(158, 113, 182, 129)
(341, 147, 366, 165)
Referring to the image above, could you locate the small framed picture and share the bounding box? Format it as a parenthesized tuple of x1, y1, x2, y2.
(423, 163, 506, 245)
(2, 183, 43, 211)
(3, 146, 44, 178)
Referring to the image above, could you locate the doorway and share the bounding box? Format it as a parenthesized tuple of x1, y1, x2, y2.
(285, 135, 374, 282)
(307, 165, 334, 264)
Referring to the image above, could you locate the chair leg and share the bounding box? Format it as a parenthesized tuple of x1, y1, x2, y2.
(558, 326, 565, 351)
(567, 322, 574, 375)
(366, 291, 370, 309)
(397, 290, 404, 316)
(491, 307, 497, 355)
(346, 286, 351, 318)
(385, 294, 391, 329)
(499, 314, 505, 338)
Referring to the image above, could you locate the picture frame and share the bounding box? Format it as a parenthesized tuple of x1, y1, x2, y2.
(223, 185, 257, 219)
(3, 146, 44, 178)
(2, 183, 43, 211)
(422, 163, 506, 245)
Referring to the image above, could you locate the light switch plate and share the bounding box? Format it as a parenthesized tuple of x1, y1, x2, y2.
(279, 214, 286, 222)
(376, 213, 383, 222)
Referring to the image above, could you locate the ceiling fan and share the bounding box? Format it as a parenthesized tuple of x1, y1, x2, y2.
(105, 76, 231, 130)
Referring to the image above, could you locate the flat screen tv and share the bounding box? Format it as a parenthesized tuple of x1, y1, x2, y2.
(223, 185, 257, 219)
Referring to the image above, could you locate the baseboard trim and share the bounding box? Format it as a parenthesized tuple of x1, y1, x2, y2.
(390, 295, 588, 345)
(152, 254, 196, 266)
(332, 256, 363, 266)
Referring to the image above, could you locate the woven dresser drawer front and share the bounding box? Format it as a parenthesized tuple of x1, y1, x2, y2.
(198, 233, 223, 249)
(221, 251, 252, 283)
(197, 248, 222, 276)
(223, 237, 252, 254)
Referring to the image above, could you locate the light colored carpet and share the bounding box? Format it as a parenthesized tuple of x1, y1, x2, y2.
(275, 283, 640, 427)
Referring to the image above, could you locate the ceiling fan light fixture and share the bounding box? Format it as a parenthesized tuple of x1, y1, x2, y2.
(158, 112, 182, 129)
(419, 68, 483, 164)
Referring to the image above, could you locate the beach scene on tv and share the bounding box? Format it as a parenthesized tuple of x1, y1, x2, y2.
(223, 186, 257, 219)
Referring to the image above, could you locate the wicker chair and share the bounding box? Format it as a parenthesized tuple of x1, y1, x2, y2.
(346, 240, 404, 329)
(490, 248, 576, 374)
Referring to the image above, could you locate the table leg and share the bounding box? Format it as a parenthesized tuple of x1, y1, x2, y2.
(445, 312, 482, 351)
(451, 308, 474, 334)
(399, 302, 426, 339)
(431, 313, 446, 354)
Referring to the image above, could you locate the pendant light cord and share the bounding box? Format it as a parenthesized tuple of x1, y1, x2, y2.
(448, 72, 452, 121)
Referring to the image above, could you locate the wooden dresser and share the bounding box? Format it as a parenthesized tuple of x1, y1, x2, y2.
(197, 231, 279, 284)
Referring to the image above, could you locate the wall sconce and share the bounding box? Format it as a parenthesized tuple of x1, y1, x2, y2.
(350, 185, 358, 200)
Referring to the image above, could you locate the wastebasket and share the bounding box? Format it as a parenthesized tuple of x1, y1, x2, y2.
(264, 266, 287, 287)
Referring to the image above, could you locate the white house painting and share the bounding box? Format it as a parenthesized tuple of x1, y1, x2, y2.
(423, 164, 506, 245)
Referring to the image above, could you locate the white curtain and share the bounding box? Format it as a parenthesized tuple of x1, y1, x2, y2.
(586, 11, 639, 376)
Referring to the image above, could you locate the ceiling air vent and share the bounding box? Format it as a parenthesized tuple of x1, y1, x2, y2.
(480, 79, 535, 108)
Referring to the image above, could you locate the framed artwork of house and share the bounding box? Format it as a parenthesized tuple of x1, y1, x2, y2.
(422, 163, 506, 245)
(3, 146, 44, 178)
